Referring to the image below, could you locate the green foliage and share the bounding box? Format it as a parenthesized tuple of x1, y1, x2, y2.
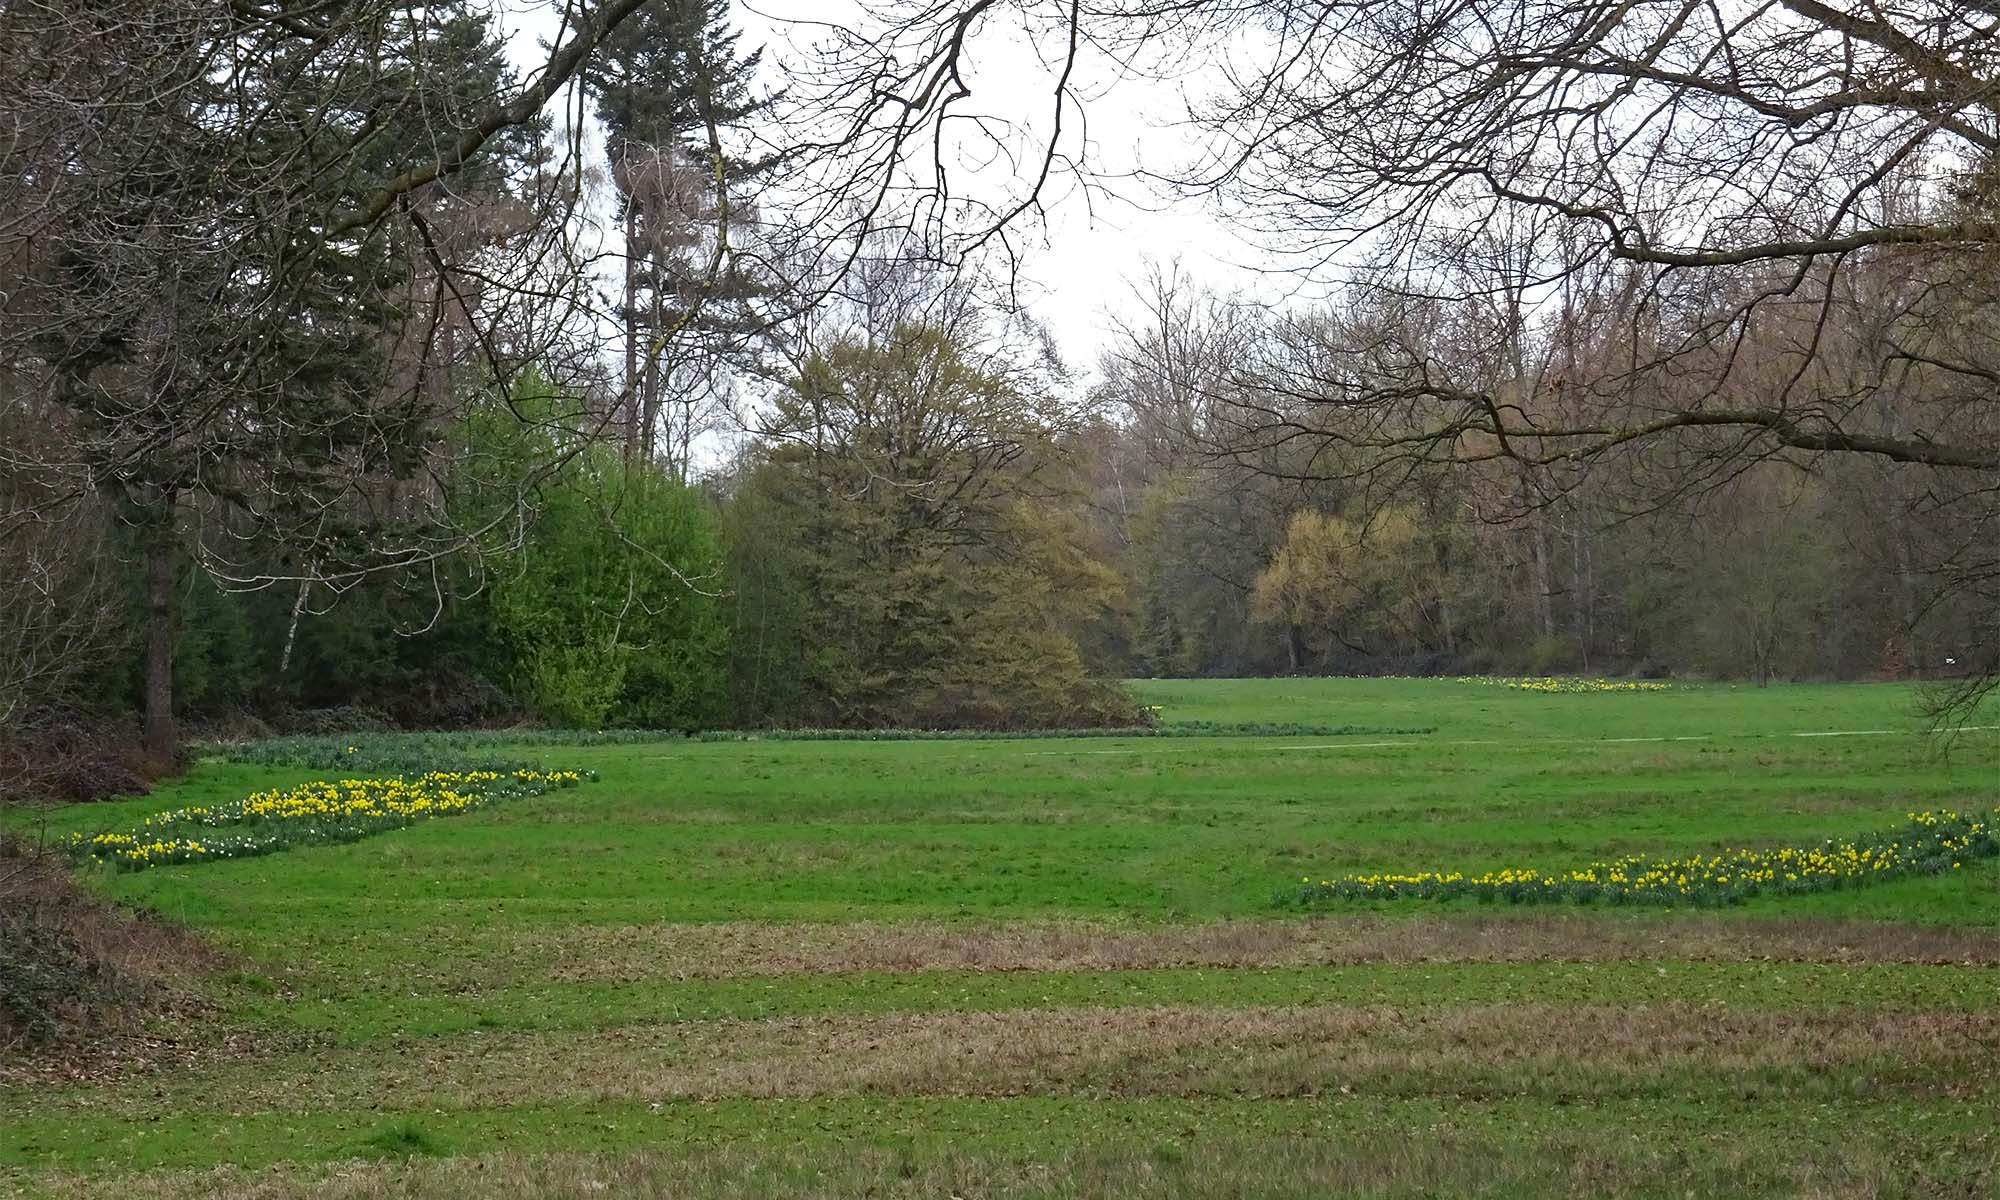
(724, 322, 1142, 729)
(718, 464, 817, 725)
(153, 563, 256, 716)
(451, 374, 728, 730)
(1248, 505, 1466, 671)
(483, 458, 725, 728)
(587, 0, 766, 148)
(273, 590, 405, 710)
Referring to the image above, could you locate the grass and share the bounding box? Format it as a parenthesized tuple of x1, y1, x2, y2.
(5, 677, 1999, 1197)
(20, 1097, 1997, 1197)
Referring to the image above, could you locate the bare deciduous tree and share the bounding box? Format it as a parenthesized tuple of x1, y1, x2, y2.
(796, 0, 2000, 695)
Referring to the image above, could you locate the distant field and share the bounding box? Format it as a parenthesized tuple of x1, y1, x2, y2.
(1133, 674, 1968, 738)
(7, 679, 1999, 1197)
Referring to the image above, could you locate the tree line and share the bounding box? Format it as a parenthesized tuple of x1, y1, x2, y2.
(4, 0, 1997, 796)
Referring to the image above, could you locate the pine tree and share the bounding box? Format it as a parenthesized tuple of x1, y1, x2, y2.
(584, 0, 772, 475)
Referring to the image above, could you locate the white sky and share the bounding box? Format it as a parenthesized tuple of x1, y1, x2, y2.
(498, 0, 1275, 373)
(761, 0, 1284, 367)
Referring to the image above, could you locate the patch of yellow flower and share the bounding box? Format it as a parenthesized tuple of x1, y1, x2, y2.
(1293, 808, 1995, 907)
(1456, 676, 1672, 693)
(71, 769, 587, 871)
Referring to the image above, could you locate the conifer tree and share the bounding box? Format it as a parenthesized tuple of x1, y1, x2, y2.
(584, 0, 772, 474)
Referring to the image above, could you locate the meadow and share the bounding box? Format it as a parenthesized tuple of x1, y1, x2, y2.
(5, 678, 1999, 1198)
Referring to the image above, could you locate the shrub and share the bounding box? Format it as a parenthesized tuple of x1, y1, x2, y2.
(270, 705, 397, 736)
(0, 894, 113, 1044)
(473, 453, 727, 730)
(0, 711, 160, 804)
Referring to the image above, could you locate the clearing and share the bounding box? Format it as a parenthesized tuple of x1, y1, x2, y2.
(5, 678, 1998, 1198)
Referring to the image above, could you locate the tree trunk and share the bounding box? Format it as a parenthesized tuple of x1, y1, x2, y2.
(142, 510, 177, 759)
(1516, 468, 1555, 641)
(622, 201, 640, 462)
(1573, 515, 1594, 673)
(642, 291, 663, 465)
(279, 568, 313, 675)
(1434, 538, 1457, 657)
(1530, 515, 1555, 639)
(1890, 511, 1925, 677)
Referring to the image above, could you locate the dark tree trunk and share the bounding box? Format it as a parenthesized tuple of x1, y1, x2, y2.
(142, 509, 177, 759)
(622, 200, 640, 462)
(1434, 536, 1457, 657)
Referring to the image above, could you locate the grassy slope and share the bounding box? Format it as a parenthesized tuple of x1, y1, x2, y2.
(6, 678, 1999, 1197)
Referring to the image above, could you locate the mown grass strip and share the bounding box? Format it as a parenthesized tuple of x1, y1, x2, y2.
(242, 960, 2000, 1042)
(442, 913, 2000, 985)
(6, 1094, 1994, 1181)
(19, 1004, 2000, 1121)
(22, 1135, 1987, 1200)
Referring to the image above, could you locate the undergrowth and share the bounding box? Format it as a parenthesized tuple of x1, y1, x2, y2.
(0, 833, 202, 1047)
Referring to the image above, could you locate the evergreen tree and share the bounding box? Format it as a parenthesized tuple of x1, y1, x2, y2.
(8, 0, 552, 754)
(584, 0, 772, 474)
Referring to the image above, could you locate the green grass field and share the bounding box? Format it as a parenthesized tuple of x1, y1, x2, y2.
(6, 678, 1999, 1198)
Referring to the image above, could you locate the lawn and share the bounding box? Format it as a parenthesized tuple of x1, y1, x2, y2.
(5, 678, 1998, 1198)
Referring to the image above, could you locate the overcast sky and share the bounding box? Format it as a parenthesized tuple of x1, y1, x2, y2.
(498, 0, 1277, 372)
(739, 0, 1280, 367)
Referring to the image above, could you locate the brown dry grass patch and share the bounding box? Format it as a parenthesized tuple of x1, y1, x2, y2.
(521, 913, 2000, 984)
(310, 1004, 2000, 1106)
(28, 1002, 2000, 1118)
(0, 833, 217, 1077)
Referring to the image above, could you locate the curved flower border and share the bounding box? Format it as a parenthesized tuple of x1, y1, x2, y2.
(70, 769, 590, 871)
(1288, 809, 1995, 907)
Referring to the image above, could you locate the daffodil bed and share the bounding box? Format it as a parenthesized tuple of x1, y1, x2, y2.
(68, 769, 588, 871)
(1289, 809, 1997, 907)
(1456, 676, 1672, 693)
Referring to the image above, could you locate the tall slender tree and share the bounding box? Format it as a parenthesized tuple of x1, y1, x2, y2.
(585, 0, 772, 474)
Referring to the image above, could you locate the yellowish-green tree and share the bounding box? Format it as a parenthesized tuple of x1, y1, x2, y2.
(1251, 507, 1436, 671)
(1251, 511, 1359, 672)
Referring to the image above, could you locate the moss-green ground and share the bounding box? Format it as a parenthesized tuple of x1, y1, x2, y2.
(6, 678, 1998, 1197)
